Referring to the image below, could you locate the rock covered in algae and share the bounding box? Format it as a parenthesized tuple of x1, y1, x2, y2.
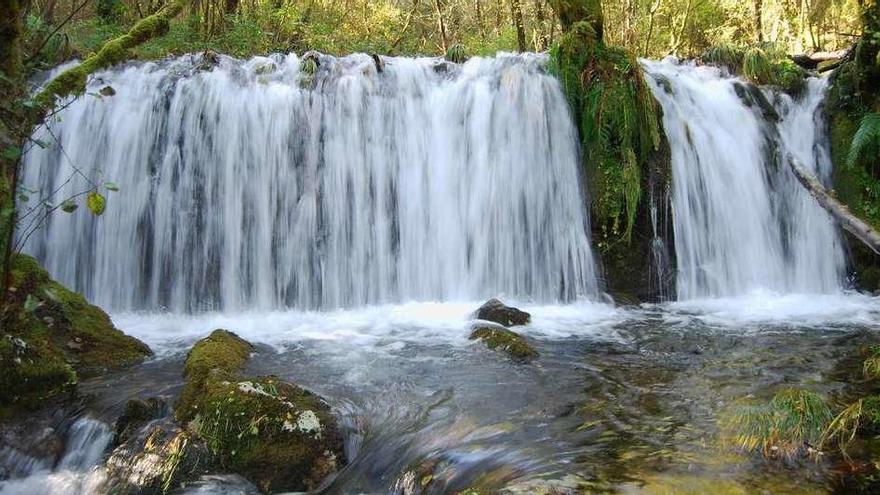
(1, 253, 151, 411)
(473, 298, 531, 327)
(175, 329, 345, 493)
(469, 324, 538, 362)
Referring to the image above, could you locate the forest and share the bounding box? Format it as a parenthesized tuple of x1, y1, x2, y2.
(2, 0, 880, 494)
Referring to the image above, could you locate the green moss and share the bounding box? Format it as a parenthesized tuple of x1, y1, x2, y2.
(549, 22, 661, 245)
(176, 329, 254, 422)
(700, 43, 807, 95)
(34, 0, 185, 109)
(186, 375, 343, 492)
(0, 334, 76, 411)
(826, 39, 880, 291)
(2, 253, 150, 385)
(469, 325, 539, 361)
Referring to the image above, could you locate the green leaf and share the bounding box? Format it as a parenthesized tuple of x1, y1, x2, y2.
(61, 199, 78, 213)
(87, 191, 106, 216)
(2, 145, 21, 161)
(104, 182, 120, 192)
(24, 294, 40, 313)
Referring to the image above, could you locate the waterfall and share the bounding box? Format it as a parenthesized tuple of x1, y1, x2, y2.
(642, 59, 846, 299)
(19, 53, 597, 312)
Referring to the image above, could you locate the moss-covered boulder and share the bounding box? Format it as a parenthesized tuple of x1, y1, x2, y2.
(175, 329, 254, 421)
(176, 330, 345, 493)
(0, 253, 151, 410)
(470, 325, 539, 362)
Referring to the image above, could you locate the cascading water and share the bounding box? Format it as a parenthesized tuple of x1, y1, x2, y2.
(19, 53, 597, 312)
(642, 59, 846, 299)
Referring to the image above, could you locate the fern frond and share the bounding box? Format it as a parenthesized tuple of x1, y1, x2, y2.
(847, 113, 880, 168)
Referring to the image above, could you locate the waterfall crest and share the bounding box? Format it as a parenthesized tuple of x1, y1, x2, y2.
(642, 59, 845, 299)
(20, 53, 598, 312)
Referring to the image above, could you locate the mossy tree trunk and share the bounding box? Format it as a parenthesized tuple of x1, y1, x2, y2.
(0, 0, 26, 306)
(0, 0, 188, 307)
(550, 0, 603, 40)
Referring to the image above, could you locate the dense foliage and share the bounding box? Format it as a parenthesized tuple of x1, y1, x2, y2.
(12, 0, 867, 66)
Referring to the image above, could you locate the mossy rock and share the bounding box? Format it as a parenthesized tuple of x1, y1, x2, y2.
(175, 330, 344, 493)
(1, 254, 151, 410)
(176, 329, 254, 422)
(187, 376, 344, 493)
(469, 325, 539, 362)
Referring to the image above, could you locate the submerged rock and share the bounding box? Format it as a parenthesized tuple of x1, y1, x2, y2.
(175, 330, 345, 493)
(469, 325, 538, 362)
(473, 299, 531, 327)
(1, 254, 151, 411)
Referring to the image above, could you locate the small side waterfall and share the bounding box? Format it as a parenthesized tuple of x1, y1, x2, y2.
(642, 59, 846, 299)
(19, 53, 598, 312)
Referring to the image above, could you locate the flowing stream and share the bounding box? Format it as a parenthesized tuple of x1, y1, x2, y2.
(4, 54, 880, 494)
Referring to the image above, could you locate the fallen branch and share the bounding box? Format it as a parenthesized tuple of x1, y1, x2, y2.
(789, 47, 853, 70)
(787, 155, 880, 255)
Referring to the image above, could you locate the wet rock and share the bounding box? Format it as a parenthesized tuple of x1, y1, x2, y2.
(473, 298, 531, 327)
(197, 50, 220, 71)
(114, 397, 167, 445)
(103, 419, 209, 495)
(2, 255, 151, 413)
(469, 324, 539, 362)
(175, 330, 345, 493)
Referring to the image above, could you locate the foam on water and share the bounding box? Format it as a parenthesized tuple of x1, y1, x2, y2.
(111, 300, 628, 357)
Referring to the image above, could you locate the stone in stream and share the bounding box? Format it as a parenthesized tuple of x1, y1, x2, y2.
(0, 253, 152, 413)
(103, 418, 210, 495)
(473, 298, 531, 327)
(174, 329, 345, 494)
(469, 324, 539, 362)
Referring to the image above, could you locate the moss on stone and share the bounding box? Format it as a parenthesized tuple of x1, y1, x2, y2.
(176, 329, 254, 422)
(469, 325, 539, 362)
(189, 376, 343, 493)
(1, 254, 151, 412)
(175, 331, 344, 493)
(5, 253, 152, 375)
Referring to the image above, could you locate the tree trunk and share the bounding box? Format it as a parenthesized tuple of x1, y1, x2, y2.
(475, 0, 485, 37)
(788, 156, 880, 255)
(434, 0, 449, 52)
(510, 0, 526, 52)
(754, 0, 763, 43)
(0, 0, 26, 307)
(533, 0, 547, 50)
(2, 0, 188, 303)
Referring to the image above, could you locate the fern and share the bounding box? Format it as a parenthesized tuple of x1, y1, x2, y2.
(847, 113, 880, 168)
